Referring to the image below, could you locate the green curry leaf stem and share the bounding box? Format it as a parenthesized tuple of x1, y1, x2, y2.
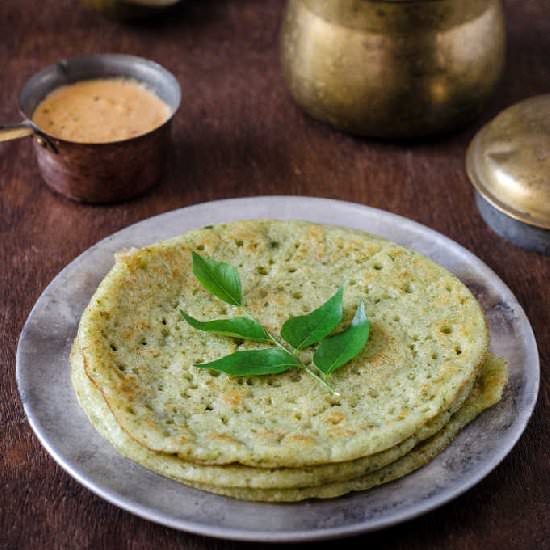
(244, 309, 339, 396)
(183, 252, 368, 394)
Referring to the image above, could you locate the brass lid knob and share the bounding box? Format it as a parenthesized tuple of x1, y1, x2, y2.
(466, 95, 550, 230)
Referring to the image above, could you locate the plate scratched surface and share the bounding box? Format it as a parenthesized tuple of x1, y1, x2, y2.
(16, 197, 539, 542)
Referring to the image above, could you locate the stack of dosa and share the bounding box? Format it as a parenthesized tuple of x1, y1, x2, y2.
(71, 221, 506, 502)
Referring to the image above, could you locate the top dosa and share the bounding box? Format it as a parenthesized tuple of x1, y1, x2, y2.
(77, 220, 488, 467)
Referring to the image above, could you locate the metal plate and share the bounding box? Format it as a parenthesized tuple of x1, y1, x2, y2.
(16, 197, 539, 542)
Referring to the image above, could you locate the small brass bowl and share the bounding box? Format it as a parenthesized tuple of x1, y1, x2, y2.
(0, 54, 181, 203)
(467, 95, 550, 255)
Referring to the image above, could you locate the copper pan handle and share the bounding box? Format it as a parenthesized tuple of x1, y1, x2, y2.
(0, 121, 35, 142)
(0, 120, 57, 152)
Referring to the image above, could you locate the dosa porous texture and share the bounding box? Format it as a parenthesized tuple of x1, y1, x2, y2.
(72, 344, 505, 498)
(77, 221, 488, 467)
(72, 220, 504, 501)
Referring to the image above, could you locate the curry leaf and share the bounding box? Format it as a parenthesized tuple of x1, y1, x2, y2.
(187, 252, 371, 393)
(313, 301, 370, 375)
(179, 310, 269, 342)
(192, 252, 242, 306)
(194, 348, 300, 376)
(281, 287, 344, 350)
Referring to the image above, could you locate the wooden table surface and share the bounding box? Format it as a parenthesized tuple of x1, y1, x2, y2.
(2, 1, 549, 548)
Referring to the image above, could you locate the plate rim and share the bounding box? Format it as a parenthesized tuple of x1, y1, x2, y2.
(16, 195, 540, 542)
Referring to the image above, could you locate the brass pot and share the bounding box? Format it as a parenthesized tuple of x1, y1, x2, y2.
(281, 0, 506, 138)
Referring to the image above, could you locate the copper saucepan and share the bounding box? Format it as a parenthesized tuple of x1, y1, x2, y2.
(0, 54, 181, 203)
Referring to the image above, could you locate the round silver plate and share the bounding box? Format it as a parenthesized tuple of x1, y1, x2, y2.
(16, 197, 539, 542)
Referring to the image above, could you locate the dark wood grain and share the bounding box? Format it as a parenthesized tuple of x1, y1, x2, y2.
(1, 1, 549, 548)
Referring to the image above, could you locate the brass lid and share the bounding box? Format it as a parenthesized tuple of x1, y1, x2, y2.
(466, 95, 550, 230)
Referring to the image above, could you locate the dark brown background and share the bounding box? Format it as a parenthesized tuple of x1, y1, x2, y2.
(1, 1, 549, 548)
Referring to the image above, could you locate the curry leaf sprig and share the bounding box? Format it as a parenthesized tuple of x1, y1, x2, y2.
(179, 252, 370, 394)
